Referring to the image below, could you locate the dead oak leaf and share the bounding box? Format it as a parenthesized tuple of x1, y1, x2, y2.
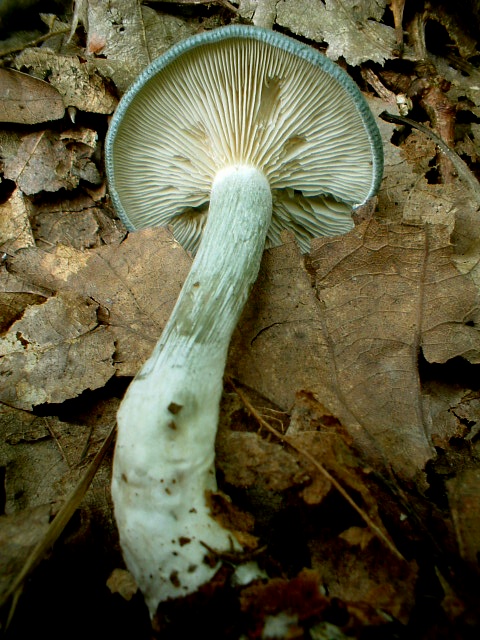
(79, 0, 201, 93)
(2, 128, 101, 196)
(13, 49, 118, 115)
(0, 68, 65, 125)
(31, 192, 125, 251)
(314, 220, 480, 474)
(0, 292, 114, 410)
(276, 0, 398, 65)
(0, 187, 35, 254)
(0, 404, 116, 604)
(0, 505, 52, 602)
(309, 531, 418, 625)
(447, 468, 480, 569)
(422, 380, 477, 448)
(0, 405, 74, 512)
(230, 219, 478, 482)
(218, 387, 395, 559)
(0, 402, 116, 525)
(216, 429, 309, 494)
(5, 228, 192, 376)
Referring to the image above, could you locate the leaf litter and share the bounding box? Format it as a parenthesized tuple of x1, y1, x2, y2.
(1, 0, 480, 638)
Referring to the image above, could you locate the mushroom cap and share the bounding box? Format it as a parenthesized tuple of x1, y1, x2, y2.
(106, 25, 383, 253)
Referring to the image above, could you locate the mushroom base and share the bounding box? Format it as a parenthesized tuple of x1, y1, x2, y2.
(112, 166, 272, 616)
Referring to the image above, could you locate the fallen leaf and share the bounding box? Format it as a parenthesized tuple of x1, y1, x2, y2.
(0, 187, 35, 254)
(13, 49, 117, 114)
(2, 128, 101, 195)
(0, 505, 52, 602)
(309, 530, 418, 625)
(422, 381, 474, 448)
(0, 69, 65, 124)
(312, 219, 477, 477)
(217, 429, 310, 494)
(276, 0, 399, 65)
(447, 468, 480, 569)
(240, 569, 329, 629)
(0, 406, 71, 512)
(228, 214, 478, 482)
(106, 568, 138, 601)
(238, 0, 277, 28)
(0, 399, 116, 521)
(0, 292, 115, 410)
(0, 412, 116, 623)
(80, 0, 202, 93)
(218, 386, 398, 561)
(31, 192, 125, 250)
(4, 228, 192, 376)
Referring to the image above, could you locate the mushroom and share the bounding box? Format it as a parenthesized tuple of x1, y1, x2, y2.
(106, 25, 383, 616)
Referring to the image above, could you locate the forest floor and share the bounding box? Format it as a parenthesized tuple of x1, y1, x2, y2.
(1, 1, 480, 638)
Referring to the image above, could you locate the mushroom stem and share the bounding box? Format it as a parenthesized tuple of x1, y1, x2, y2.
(112, 165, 272, 615)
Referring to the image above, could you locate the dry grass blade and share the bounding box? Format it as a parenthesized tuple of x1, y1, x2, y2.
(0, 423, 116, 631)
(231, 381, 405, 562)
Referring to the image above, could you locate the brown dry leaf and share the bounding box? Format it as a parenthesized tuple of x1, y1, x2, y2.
(4, 228, 192, 376)
(312, 219, 479, 474)
(81, 0, 150, 87)
(309, 529, 418, 625)
(0, 292, 115, 410)
(218, 387, 397, 560)
(0, 405, 76, 512)
(217, 428, 310, 495)
(374, 101, 421, 225)
(0, 187, 35, 254)
(0, 69, 65, 125)
(106, 568, 138, 601)
(287, 405, 383, 513)
(447, 468, 480, 569)
(240, 569, 330, 633)
(13, 49, 117, 114)
(229, 216, 479, 481)
(0, 257, 50, 335)
(229, 236, 328, 412)
(31, 193, 125, 251)
(399, 129, 437, 176)
(422, 381, 478, 448)
(238, 0, 277, 28)
(275, 0, 399, 65)
(0, 402, 116, 611)
(220, 391, 346, 504)
(0, 400, 116, 521)
(76, 0, 202, 93)
(0, 290, 45, 335)
(0, 505, 52, 602)
(2, 128, 101, 195)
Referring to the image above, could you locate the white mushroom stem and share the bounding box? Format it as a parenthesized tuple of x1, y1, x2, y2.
(111, 165, 272, 616)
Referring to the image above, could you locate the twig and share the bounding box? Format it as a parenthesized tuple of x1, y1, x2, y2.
(218, 0, 239, 12)
(231, 381, 405, 562)
(43, 417, 71, 467)
(0, 28, 70, 57)
(0, 423, 116, 630)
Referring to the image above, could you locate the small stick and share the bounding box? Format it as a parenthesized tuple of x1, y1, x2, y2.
(0, 28, 70, 57)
